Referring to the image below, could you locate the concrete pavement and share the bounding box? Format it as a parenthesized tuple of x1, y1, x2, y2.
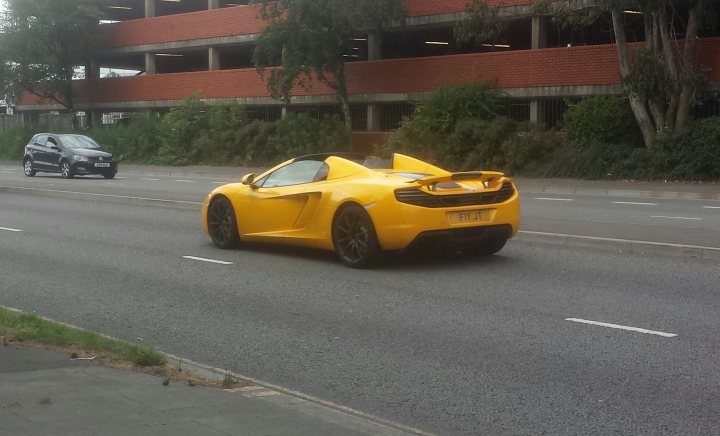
(0, 344, 427, 436)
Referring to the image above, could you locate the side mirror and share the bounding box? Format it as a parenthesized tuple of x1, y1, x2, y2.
(241, 173, 256, 188)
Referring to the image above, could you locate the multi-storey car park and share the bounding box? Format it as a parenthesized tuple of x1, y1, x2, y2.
(13, 0, 720, 147)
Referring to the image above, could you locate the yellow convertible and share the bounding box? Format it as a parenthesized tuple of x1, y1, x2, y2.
(202, 153, 520, 268)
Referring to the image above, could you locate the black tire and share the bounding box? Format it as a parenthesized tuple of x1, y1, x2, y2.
(463, 235, 507, 257)
(23, 159, 36, 177)
(60, 161, 74, 179)
(332, 204, 381, 268)
(103, 170, 116, 179)
(208, 196, 240, 249)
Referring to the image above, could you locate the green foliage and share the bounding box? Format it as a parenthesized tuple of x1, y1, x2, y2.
(1, 0, 102, 110)
(0, 126, 34, 160)
(385, 83, 511, 169)
(500, 127, 566, 177)
(0, 307, 164, 367)
(266, 112, 350, 160)
(563, 96, 644, 147)
(252, 0, 406, 128)
(454, 0, 502, 47)
(85, 113, 162, 163)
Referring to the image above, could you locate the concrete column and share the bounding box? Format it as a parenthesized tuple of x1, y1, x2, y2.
(531, 16, 548, 50)
(145, 0, 156, 18)
(367, 32, 382, 61)
(209, 47, 220, 71)
(85, 60, 100, 80)
(281, 106, 288, 118)
(208, 0, 220, 9)
(89, 110, 102, 128)
(366, 103, 381, 131)
(530, 99, 545, 125)
(145, 53, 157, 75)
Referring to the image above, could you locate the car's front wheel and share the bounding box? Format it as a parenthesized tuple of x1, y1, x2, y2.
(60, 161, 74, 179)
(23, 159, 36, 177)
(103, 170, 116, 179)
(332, 204, 381, 268)
(208, 196, 240, 249)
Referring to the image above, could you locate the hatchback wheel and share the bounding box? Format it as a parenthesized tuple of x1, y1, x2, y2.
(332, 204, 381, 268)
(60, 161, 74, 179)
(103, 170, 116, 179)
(23, 159, 36, 177)
(208, 196, 240, 249)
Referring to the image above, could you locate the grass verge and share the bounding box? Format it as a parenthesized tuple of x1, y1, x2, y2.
(0, 307, 163, 366)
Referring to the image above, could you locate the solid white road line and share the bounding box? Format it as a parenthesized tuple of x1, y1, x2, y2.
(651, 215, 702, 221)
(182, 255, 233, 265)
(566, 318, 677, 338)
(534, 197, 574, 201)
(612, 201, 657, 206)
(0, 226, 23, 232)
(0, 186, 203, 206)
(518, 230, 720, 252)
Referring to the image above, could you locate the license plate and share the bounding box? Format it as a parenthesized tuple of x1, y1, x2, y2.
(94, 163, 111, 167)
(447, 210, 487, 224)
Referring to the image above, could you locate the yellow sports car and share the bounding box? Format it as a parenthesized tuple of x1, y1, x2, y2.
(202, 153, 520, 267)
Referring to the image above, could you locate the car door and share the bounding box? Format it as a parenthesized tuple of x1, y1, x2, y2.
(29, 135, 52, 170)
(44, 135, 63, 172)
(236, 160, 327, 237)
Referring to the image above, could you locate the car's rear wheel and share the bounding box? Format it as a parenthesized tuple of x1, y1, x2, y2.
(60, 161, 74, 179)
(463, 235, 507, 257)
(208, 196, 240, 249)
(23, 159, 36, 177)
(332, 204, 380, 268)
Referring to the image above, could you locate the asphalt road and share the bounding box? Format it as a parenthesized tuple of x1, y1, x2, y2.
(1, 165, 720, 434)
(2, 163, 719, 249)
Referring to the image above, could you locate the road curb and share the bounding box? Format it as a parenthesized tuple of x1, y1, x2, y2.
(516, 231, 720, 261)
(163, 353, 432, 436)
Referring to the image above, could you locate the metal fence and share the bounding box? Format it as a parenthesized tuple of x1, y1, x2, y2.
(0, 115, 23, 134)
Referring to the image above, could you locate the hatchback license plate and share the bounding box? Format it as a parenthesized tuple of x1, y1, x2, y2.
(94, 163, 111, 167)
(448, 210, 487, 224)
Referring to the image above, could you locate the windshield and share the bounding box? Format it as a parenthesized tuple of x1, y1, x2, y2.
(59, 135, 101, 150)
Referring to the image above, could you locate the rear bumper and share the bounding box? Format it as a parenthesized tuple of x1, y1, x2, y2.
(369, 186, 520, 251)
(403, 224, 513, 252)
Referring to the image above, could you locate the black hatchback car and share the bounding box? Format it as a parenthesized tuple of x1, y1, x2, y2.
(23, 133, 117, 179)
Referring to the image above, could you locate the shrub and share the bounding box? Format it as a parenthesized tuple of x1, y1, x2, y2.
(0, 126, 34, 160)
(501, 128, 566, 177)
(385, 82, 510, 169)
(562, 95, 644, 148)
(85, 112, 162, 162)
(266, 113, 349, 161)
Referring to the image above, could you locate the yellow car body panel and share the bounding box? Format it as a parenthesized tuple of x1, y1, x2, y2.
(202, 153, 520, 256)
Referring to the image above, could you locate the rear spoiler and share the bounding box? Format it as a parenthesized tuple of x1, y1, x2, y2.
(413, 171, 506, 186)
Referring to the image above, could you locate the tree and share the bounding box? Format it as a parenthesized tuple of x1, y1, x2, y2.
(0, 0, 102, 113)
(251, 0, 407, 130)
(457, 0, 718, 148)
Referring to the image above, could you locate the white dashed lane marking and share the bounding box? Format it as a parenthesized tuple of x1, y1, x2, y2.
(141, 178, 160, 181)
(182, 255, 233, 265)
(651, 215, 702, 221)
(566, 318, 677, 338)
(612, 201, 657, 206)
(175, 180, 196, 183)
(703, 206, 720, 209)
(534, 197, 574, 202)
(0, 227, 23, 232)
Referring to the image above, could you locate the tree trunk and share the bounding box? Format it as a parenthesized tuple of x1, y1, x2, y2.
(336, 66, 353, 131)
(675, 3, 701, 131)
(611, 10, 655, 147)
